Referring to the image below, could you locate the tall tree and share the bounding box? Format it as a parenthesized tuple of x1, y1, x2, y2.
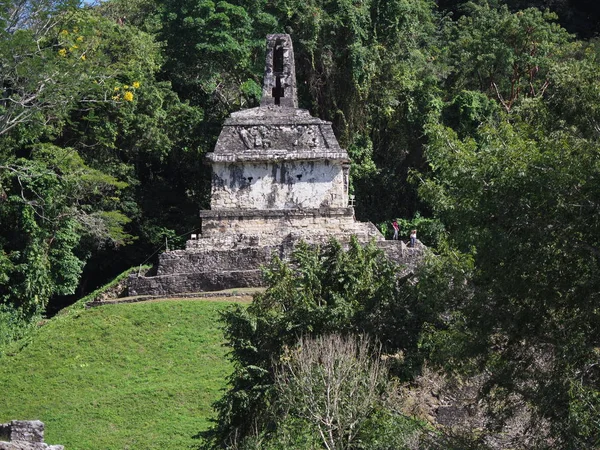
(1, 2, 205, 314)
(419, 107, 600, 446)
(407, 3, 600, 445)
(157, 0, 278, 119)
(442, 2, 573, 112)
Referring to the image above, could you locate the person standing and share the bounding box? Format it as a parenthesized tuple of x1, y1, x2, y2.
(392, 220, 399, 240)
(410, 229, 417, 247)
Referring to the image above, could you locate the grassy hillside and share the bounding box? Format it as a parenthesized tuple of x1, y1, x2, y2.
(0, 300, 238, 449)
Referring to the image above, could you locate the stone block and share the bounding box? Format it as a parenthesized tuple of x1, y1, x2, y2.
(7, 422, 44, 444)
(128, 270, 264, 297)
(0, 421, 63, 450)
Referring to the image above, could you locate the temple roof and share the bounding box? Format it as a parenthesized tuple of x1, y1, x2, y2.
(206, 35, 349, 164)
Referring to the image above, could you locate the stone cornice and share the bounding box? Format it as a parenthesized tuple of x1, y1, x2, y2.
(206, 151, 350, 163)
(199, 207, 355, 219)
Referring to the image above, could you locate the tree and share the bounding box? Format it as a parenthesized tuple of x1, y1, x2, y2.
(399, 4, 600, 445)
(157, 0, 277, 119)
(273, 334, 389, 450)
(0, 144, 129, 314)
(442, 2, 573, 112)
(418, 111, 600, 446)
(437, 0, 600, 39)
(1, 0, 80, 139)
(0, 3, 201, 315)
(204, 238, 433, 447)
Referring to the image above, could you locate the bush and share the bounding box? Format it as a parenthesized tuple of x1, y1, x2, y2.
(0, 305, 40, 357)
(234, 334, 423, 450)
(274, 334, 390, 450)
(203, 238, 437, 448)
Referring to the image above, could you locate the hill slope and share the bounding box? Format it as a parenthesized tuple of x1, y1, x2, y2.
(0, 300, 236, 449)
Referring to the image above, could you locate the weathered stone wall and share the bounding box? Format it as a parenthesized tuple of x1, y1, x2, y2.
(210, 160, 346, 209)
(198, 208, 379, 244)
(128, 269, 263, 297)
(0, 421, 63, 450)
(156, 247, 278, 276)
(208, 105, 351, 211)
(261, 34, 297, 108)
(128, 239, 425, 297)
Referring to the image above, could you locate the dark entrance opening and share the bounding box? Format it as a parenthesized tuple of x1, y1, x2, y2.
(272, 43, 285, 104)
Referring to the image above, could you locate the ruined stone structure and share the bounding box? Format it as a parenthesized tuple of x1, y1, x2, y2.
(129, 34, 419, 296)
(0, 421, 64, 450)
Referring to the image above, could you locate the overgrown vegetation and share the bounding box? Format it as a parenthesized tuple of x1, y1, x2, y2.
(202, 239, 457, 447)
(272, 334, 415, 450)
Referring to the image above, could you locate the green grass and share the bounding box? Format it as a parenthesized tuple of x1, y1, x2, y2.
(0, 300, 236, 449)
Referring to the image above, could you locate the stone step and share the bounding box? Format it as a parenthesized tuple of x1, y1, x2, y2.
(128, 269, 263, 297)
(157, 247, 278, 276)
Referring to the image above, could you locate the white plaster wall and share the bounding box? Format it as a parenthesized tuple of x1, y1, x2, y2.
(211, 161, 347, 209)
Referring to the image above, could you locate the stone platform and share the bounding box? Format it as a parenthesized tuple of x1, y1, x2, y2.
(197, 208, 381, 246)
(128, 240, 423, 297)
(128, 208, 423, 297)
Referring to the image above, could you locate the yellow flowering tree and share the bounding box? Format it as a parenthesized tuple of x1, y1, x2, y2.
(0, 1, 165, 321)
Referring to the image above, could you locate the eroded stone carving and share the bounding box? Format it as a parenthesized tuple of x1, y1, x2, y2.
(224, 123, 328, 154)
(238, 128, 254, 149)
(237, 126, 273, 150)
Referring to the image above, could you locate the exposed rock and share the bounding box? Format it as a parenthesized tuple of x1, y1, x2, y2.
(397, 367, 553, 449)
(0, 421, 63, 450)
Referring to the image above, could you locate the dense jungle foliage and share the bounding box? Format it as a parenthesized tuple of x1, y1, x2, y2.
(2, 0, 600, 447)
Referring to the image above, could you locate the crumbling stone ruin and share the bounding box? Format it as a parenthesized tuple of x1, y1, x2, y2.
(129, 34, 421, 296)
(0, 421, 64, 450)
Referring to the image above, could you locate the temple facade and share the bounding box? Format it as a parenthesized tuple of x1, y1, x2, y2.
(128, 35, 414, 297)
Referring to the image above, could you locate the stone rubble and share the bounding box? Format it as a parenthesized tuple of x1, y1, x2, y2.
(0, 421, 63, 450)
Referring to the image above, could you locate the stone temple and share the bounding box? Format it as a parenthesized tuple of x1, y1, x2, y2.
(129, 34, 417, 296)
